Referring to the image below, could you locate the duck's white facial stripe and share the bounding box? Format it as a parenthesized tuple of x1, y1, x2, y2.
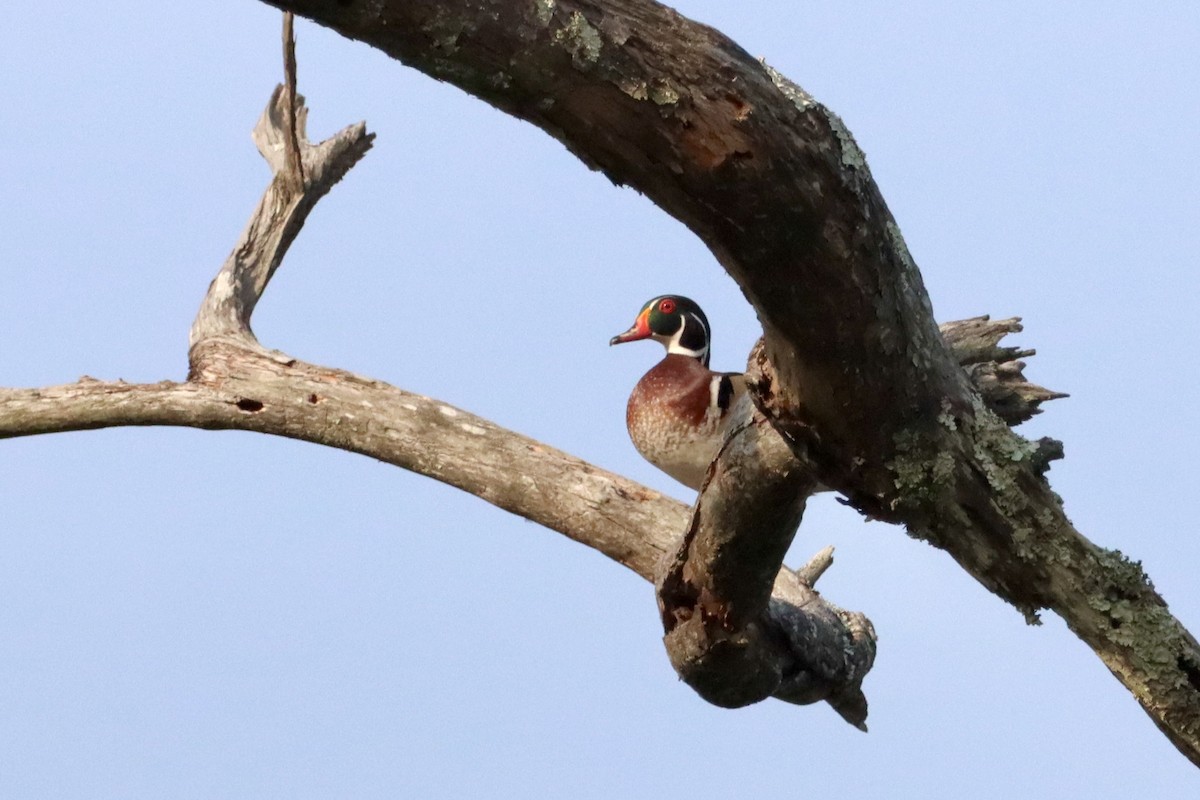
(661, 312, 710, 364)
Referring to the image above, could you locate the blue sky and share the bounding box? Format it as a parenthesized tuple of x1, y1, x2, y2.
(2, 2, 1198, 797)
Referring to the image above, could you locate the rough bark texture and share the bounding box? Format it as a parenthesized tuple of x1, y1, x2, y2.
(1, 0, 1197, 766)
(655, 373, 873, 724)
(233, 0, 1198, 765)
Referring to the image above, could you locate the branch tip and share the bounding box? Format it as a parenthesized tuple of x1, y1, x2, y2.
(796, 545, 835, 587)
(281, 12, 305, 189)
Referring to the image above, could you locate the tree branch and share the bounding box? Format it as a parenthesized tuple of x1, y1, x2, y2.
(188, 82, 373, 348)
(245, 0, 1200, 764)
(1, 20, 877, 728)
(3, 0, 1197, 764)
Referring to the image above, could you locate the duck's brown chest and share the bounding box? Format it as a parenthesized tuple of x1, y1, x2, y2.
(624, 356, 725, 490)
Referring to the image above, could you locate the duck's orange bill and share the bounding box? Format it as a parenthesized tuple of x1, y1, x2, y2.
(609, 308, 652, 345)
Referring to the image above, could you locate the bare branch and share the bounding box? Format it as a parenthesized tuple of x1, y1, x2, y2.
(3, 0, 1196, 765)
(188, 86, 373, 348)
(0, 344, 879, 728)
(0, 352, 683, 579)
(940, 316, 1068, 425)
(281, 12, 306, 189)
(241, 0, 1200, 763)
(796, 546, 836, 588)
(1, 36, 879, 727)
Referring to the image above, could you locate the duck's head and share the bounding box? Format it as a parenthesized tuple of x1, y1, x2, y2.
(609, 295, 711, 366)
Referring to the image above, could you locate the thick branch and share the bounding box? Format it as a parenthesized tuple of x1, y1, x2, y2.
(3, 1, 1196, 763)
(254, 0, 1200, 764)
(654, 324, 1054, 721)
(656, 385, 874, 726)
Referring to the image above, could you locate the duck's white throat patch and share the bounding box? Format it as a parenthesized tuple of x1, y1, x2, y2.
(661, 312, 710, 364)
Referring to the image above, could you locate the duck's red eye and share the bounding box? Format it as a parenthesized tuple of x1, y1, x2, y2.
(659, 299, 677, 314)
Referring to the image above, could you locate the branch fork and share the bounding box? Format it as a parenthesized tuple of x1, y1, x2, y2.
(189, 23, 374, 353)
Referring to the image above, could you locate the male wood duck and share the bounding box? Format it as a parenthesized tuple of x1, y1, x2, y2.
(610, 295, 746, 490)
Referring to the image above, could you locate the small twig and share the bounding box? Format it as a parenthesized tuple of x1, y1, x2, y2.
(796, 545, 835, 587)
(281, 12, 305, 189)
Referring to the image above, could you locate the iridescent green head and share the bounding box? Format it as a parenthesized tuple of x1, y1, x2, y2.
(609, 295, 711, 366)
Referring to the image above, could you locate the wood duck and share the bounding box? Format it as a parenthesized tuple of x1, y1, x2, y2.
(610, 295, 745, 490)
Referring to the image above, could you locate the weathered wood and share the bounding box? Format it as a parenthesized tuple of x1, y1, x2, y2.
(1, 1, 1197, 765)
(188, 85, 373, 348)
(248, 0, 1200, 764)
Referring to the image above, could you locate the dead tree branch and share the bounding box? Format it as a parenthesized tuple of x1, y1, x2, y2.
(239, 0, 1200, 764)
(2, 2, 1197, 764)
(2, 17, 873, 728)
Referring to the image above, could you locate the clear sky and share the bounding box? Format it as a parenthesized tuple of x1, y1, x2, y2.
(3, 1, 1198, 797)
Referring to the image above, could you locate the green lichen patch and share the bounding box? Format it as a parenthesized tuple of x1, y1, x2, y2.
(422, 8, 469, 56)
(533, 0, 556, 26)
(936, 398, 958, 431)
(827, 111, 867, 170)
(887, 427, 957, 514)
(761, 60, 815, 112)
(648, 78, 680, 106)
(1088, 556, 1196, 696)
(554, 11, 602, 69)
(885, 222, 917, 279)
(968, 398, 1038, 500)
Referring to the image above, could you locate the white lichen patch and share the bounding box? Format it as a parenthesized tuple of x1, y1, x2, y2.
(438, 405, 459, 418)
(460, 423, 487, 436)
(533, 0, 556, 26)
(401, 403, 418, 412)
(554, 11, 602, 68)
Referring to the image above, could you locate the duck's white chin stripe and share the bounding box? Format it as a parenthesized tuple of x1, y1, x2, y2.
(663, 312, 710, 364)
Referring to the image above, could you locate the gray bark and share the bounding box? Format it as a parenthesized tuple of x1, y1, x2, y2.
(1, 1, 1197, 766)
(245, 0, 1200, 765)
(0, 43, 1066, 732)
